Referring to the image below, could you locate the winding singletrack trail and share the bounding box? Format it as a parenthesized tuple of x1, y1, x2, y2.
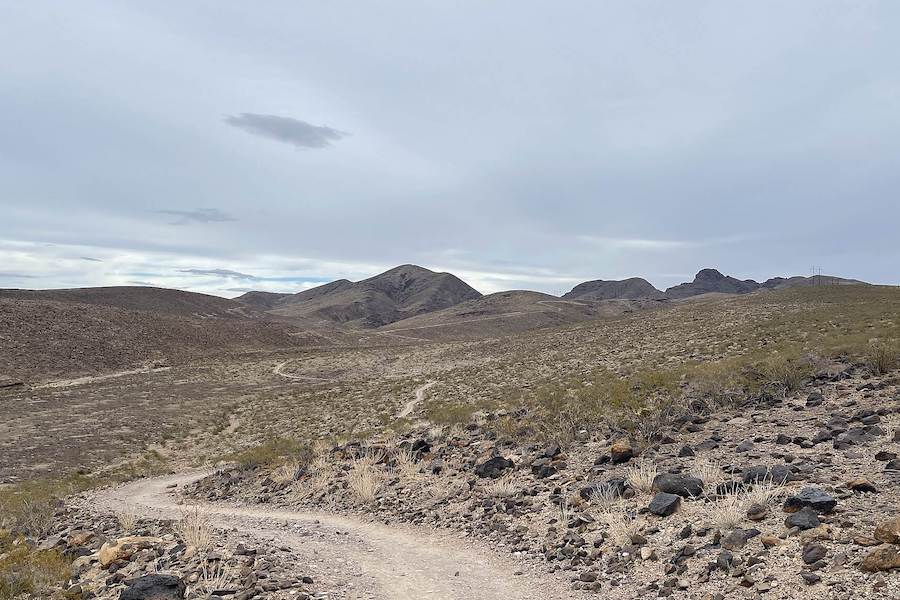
(397, 380, 436, 418)
(89, 473, 570, 600)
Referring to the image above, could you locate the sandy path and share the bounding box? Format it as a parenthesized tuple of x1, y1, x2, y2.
(272, 359, 331, 382)
(90, 472, 571, 600)
(397, 381, 436, 418)
(36, 366, 171, 389)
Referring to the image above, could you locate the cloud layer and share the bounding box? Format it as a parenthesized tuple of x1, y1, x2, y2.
(1, 2, 899, 296)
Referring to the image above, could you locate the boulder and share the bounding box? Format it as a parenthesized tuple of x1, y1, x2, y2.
(120, 574, 185, 600)
(580, 478, 626, 501)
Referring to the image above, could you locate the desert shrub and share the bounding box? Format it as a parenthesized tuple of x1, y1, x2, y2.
(226, 437, 311, 470)
(866, 341, 900, 375)
(483, 474, 518, 498)
(347, 454, 383, 503)
(177, 505, 212, 552)
(0, 532, 71, 599)
(625, 459, 658, 495)
(753, 353, 813, 396)
(0, 478, 82, 538)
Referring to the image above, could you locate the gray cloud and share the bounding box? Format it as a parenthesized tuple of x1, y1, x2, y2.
(224, 113, 348, 149)
(178, 268, 259, 280)
(79, 256, 103, 262)
(156, 208, 237, 225)
(0, 272, 36, 279)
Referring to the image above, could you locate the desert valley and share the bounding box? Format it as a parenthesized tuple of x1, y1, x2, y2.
(1, 266, 899, 599)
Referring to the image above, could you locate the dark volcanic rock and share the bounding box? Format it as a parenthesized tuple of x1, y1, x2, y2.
(652, 473, 703, 497)
(120, 574, 185, 600)
(474, 456, 514, 478)
(649, 492, 681, 516)
(785, 507, 821, 530)
(783, 488, 837, 514)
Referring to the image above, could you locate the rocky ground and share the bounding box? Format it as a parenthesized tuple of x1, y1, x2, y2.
(186, 363, 900, 599)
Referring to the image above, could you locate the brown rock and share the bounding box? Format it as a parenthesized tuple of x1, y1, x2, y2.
(854, 536, 884, 547)
(98, 536, 161, 568)
(874, 517, 900, 544)
(610, 439, 633, 464)
(860, 546, 900, 572)
(847, 478, 877, 493)
(760, 535, 781, 548)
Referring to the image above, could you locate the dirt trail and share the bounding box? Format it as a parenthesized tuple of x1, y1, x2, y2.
(397, 381, 436, 418)
(36, 366, 171, 389)
(272, 359, 331, 382)
(90, 473, 570, 600)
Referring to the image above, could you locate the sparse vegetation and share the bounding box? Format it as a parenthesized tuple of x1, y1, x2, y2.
(177, 505, 212, 552)
(347, 454, 383, 504)
(625, 459, 658, 495)
(0, 532, 71, 600)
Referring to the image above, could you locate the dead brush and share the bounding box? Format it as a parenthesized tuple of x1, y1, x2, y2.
(347, 453, 384, 504)
(691, 456, 726, 489)
(625, 459, 658, 495)
(866, 341, 899, 375)
(597, 502, 640, 546)
(743, 476, 787, 506)
(177, 505, 212, 552)
(707, 495, 745, 532)
(390, 447, 421, 480)
(428, 476, 467, 503)
(483, 473, 519, 498)
(271, 460, 305, 485)
(115, 510, 139, 533)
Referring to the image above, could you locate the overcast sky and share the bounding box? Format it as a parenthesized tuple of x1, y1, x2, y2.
(2, 1, 898, 297)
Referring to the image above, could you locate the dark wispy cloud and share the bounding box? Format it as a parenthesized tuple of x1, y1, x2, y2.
(224, 113, 348, 149)
(79, 256, 103, 262)
(0, 272, 36, 279)
(178, 268, 259, 280)
(156, 208, 237, 225)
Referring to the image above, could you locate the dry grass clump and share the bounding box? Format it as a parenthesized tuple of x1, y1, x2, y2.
(708, 495, 744, 532)
(692, 456, 725, 489)
(177, 505, 212, 552)
(190, 558, 231, 599)
(625, 459, 658, 495)
(484, 474, 519, 498)
(597, 502, 640, 546)
(743, 477, 787, 506)
(391, 447, 422, 480)
(428, 476, 467, 503)
(271, 460, 305, 485)
(115, 510, 139, 533)
(589, 485, 622, 511)
(347, 454, 384, 504)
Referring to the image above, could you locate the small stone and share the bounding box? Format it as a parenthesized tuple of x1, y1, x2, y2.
(847, 478, 877, 493)
(649, 492, 681, 516)
(721, 530, 749, 551)
(785, 507, 820, 531)
(800, 572, 821, 585)
(874, 517, 900, 544)
(652, 473, 703, 497)
(783, 488, 837, 514)
(802, 542, 827, 565)
(861, 546, 900, 572)
(610, 439, 634, 464)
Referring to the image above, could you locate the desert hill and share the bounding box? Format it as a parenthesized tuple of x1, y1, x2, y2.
(564, 277, 665, 300)
(663, 269, 869, 299)
(373, 289, 657, 341)
(0, 296, 302, 381)
(250, 265, 482, 328)
(0, 286, 260, 319)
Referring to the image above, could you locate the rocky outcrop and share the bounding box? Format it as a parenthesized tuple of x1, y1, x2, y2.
(664, 269, 760, 299)
(563, 278, 664, 301)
